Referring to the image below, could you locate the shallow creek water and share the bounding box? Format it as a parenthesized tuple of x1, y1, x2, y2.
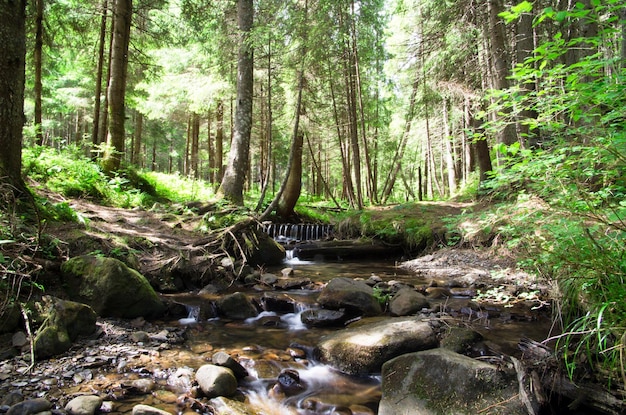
(6, 254, 554, 415)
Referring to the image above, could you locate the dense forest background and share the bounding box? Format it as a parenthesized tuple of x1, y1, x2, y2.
(1, 0, 625, 390)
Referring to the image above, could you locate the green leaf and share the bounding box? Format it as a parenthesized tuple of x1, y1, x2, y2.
(512, 1, 533, 14)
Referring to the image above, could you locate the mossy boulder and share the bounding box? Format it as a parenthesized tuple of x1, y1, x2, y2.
(379, 349, 525, 415)
(34, 296, 97, 359)
(317, 277, 382, 317)
(61, 255, 165, 319)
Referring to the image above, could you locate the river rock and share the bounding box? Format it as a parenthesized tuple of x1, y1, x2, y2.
(300, 309, 348, 327)
(440, 326, 483, 354)
(316, 317, 438, 375)
(379, 348, 525, 415)
(260, 292, 296, 313)
(195, 364, 238, 398)
(216, 292, 258, 319)
(132, 404, 173, 415)
(212, 351, 248, 379)
(65, 395, 103, 415)
(317, 278, 381, 317)
(33, 296, 97, 359)
(388, 287, 430, 316)
(61, 255, 166, 318)
(6, 398, 52, 415)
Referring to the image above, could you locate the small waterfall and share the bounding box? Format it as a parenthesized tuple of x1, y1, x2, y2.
(260, 222, 334, 243)
(178, 304, 200, 325)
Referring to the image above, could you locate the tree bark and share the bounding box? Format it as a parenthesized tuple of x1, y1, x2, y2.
(442, 96, 457, 196)
(34, 0, 44, 146)
(217, 0, 254, 205)
(190, 112, 200, 178)
(215, 99, 224, 183)
(102, 0, 132, 174)
(0, 0, 27, 194)
(131, 110, 143, 166)
(487, 0, 518, 153)
(92, 0, 108, 149)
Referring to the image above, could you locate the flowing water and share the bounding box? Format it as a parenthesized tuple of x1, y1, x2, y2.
(17, 249, 553, 415)
(152, 252, 553, 414)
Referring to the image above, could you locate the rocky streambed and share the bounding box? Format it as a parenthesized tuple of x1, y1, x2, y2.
(0, 248, 572, 415)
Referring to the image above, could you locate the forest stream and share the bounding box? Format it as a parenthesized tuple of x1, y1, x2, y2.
(0, 199, 602, 415)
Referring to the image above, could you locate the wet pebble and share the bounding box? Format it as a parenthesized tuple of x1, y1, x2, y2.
(65, 395, 102, 415)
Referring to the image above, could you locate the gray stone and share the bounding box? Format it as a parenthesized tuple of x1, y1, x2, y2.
(64, 395, 103, 415)
(216, 292, 258, 319)
(6, 398, 52, 415)
(317, 317, 438, 375)
(195, 364, 238, 398)
(132, 404, 173, 415)
(33, 296, 97, 360)
(379, 348, 525, 415)
(11, 332, 28, 348)
(61, 255, 166, 319)
(317, 278, 381, 317)
(301, 309, 348, 327)
(212, 351, 248, 379)
(388, 287, 430, 316)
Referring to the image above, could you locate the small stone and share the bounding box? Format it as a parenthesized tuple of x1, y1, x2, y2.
(128, 378, 155, 393)
(11, 332, 28, 348)
(131, 332, 150, 343)
(131, 404, 173, 415)
(65, 395, 103, 415)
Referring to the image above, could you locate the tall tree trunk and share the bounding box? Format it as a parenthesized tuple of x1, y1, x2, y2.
(381, 70, 419, 203)
(102, 0, 132, 174)
(276, 67, 305, 219)
(255, 38, 274, 212)
(215, 99, 224, 183)
(131, 110, 143, 166)
(217, 0, 253, 205)
(515, 7, 536, 149)
(207, 109, 214, 182)
(34, 0, 44, 146)
(98, 21, 114, 153)
(328, 62, 355, 206)
(0, 0, 27, 194)
(487, 0, 517, 155)
(442, 96, 457, 196)
(190, 112, 200, 178)
(345, 39, 363, 209)
(92, 0, 108, 149)
(350, 0, 375, 204)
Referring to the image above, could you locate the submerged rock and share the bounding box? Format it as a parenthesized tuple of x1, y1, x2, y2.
(61, 255, 166, 319)
(132, 404, 173, 415)
(317, 278, 381, 317)
(316, 317, 438, 375)
(379, 348, 525, 415)
(216, 292, 258, 319)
